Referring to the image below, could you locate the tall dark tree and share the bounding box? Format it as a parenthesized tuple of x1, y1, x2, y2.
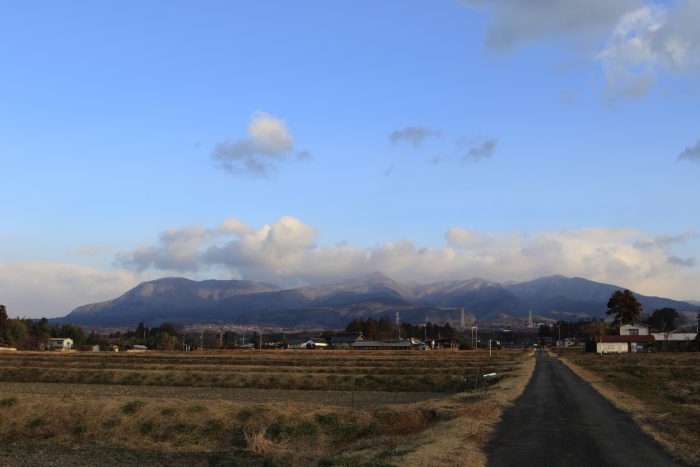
(606, 289, 642, 325)
(364, 317, 378, 340)
(0, 304, 8, 343)
(377, 316, 393, 340)
(645, 308, 679, 333)
(345, 318, 363, 333)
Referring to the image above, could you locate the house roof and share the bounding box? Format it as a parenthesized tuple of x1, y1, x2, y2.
(330, 332, 365, 343)
(619, 322, 651, 328)
(595, 335, 655, 343)
(351, 341, 412, 348)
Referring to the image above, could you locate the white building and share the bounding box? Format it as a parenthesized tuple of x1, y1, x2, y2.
(651, 332, 697, 343)
(594, 335, 655, 354)
(47, 338, 73, 350)
(619, 323, 650, 336)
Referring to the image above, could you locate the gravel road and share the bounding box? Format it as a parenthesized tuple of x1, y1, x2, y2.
(486, 349, 686, 467)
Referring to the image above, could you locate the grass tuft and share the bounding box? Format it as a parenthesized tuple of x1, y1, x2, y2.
(121, 400, 145, 415)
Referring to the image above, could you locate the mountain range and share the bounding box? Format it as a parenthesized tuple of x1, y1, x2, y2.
(58, 273, 700, 329)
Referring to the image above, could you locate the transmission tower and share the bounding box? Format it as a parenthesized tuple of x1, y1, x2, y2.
(528, 310, 534, 329)
(460, 307, 465, 330)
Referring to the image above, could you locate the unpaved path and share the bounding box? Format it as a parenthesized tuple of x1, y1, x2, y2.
(486, 349, 686, 467)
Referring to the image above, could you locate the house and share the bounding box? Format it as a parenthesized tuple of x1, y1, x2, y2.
(651, 331, 697, 343)
(429, 337, 459, 350)
(563, 337, 577, 347)
(47, 338, 73, 350)
(619, 323, 650, 336)
(351, 338, 425, 351)
(351, 340, 412, 350)
(286, 338, 309, 350)
(126, 344, 148, 353)
(593, 335, 655, 354)
(287, 338, 329, 349)
(329, 332, 365, 349)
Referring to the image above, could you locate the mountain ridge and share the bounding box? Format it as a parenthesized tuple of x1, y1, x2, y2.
(59, 273, 700, 328)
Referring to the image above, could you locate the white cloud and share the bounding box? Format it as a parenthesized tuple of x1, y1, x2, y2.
(116, 225, 208, 272)
(461, 0, 700, 98)
(0, 261, 146, 318)
(389, 126, 441, 147)
(116, 217, 700, 301)
(461, 0, 639, 52)
(212, 111, 298, 177)
(456, 135, 498, 162)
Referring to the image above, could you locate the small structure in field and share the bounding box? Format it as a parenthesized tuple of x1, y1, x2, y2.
(126, 344, 148, 353)
(47, 338, 73, 351)
(0, 346, 17, 352)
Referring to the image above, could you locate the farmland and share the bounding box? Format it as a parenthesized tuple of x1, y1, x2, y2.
(0, 350, 534, 466)
(553, 350, 700, 466)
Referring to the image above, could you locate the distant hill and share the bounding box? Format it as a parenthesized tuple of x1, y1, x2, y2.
(58, 273, 700, 328)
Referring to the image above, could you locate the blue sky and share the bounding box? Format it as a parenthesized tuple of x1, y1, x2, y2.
(1, 0, 699, 317)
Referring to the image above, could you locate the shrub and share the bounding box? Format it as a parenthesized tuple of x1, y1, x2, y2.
(0, 397, 17, 408)
(174, 421, 196, 434)
(72, 424, 87, 437)
(28, 417, 45, 429)
(139, 420, 156, 435)
(160, 407, 176, 416)
(186, 404, 205, 413)
(102, 418, 119, 429)
(237, 408, 254, 422)
(121, 400, 145, 414)
(202, 419, 224, 436)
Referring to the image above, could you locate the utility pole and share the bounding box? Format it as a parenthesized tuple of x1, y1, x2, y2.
(395, 311, 401, 339)
(200, 331, 204, 350)
(460, 308, 465, 331)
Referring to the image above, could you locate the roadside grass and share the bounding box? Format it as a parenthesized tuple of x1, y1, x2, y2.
(554, 351, 700, 466)
(0, 349, 534, 465)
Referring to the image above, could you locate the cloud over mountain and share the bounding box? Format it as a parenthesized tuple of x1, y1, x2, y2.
(116, 217, 700, 301)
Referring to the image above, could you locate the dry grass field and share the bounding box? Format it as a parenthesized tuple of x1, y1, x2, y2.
(553, 349, 700, 466)
(0, 349, 534, 466)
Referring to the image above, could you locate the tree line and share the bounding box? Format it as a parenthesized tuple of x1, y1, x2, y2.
(0, 305, 86, 349)
(344, 316, 457, 341)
